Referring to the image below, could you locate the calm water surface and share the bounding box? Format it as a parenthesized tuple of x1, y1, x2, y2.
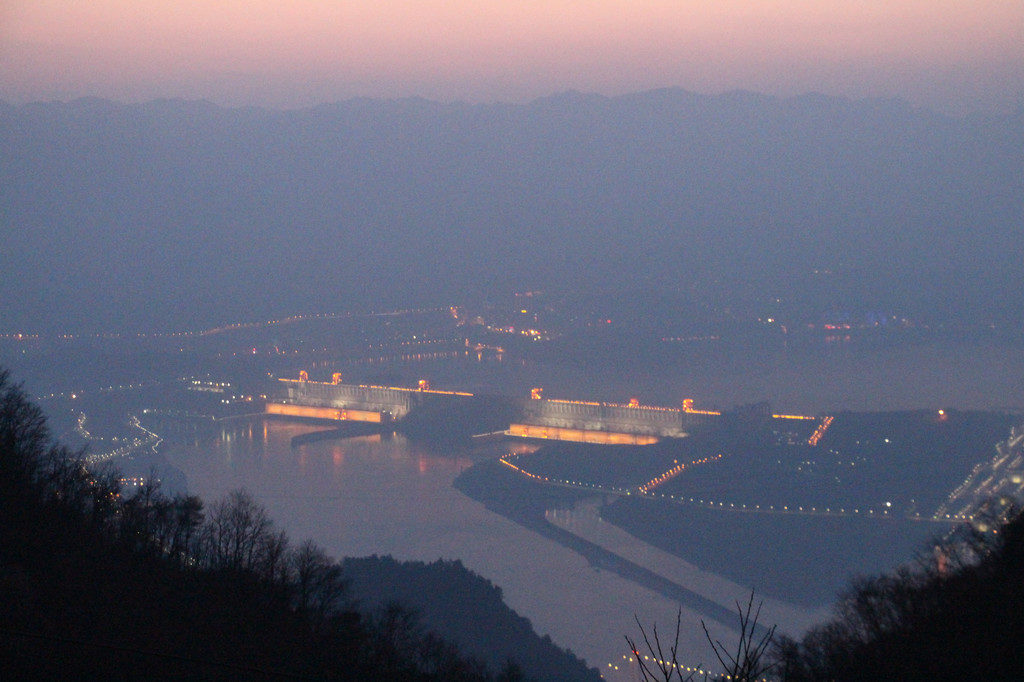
(163, 419, 764, 679)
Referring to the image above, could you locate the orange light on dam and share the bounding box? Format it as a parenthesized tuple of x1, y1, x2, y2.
(506, 423, 658, 445)
(681, 398, 721, 416)
(265, 403, 383, 423)
(278, 377, 473, 397)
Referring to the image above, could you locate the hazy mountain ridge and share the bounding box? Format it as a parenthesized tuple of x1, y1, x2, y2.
(2, 90, 1021, 333)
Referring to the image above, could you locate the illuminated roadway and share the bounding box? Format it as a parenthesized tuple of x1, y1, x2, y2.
(499, 450, 950, 523)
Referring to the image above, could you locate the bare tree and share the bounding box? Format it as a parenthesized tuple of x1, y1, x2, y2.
(628, 593, 776, 682)
(0, 370, 49, 490)
(202, 488, 273, 572)
(260, 528, 290, 585)
(702, 593, 776, 681)
(290, 539, 347, 626)
(369, 601, 426, 676)
(119, 476, 166, 555)
(168, 494, 204, 565)
(626, 609, 698, 681)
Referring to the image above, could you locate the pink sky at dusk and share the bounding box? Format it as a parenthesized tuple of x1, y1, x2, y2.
(2, 1, 1021, 113)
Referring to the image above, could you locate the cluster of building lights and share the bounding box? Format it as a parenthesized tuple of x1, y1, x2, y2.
(187, 379, 230, 392)
(480, 323, 550, 340)
(933, 424, 1024, 523)
(81, 415, 162, 466)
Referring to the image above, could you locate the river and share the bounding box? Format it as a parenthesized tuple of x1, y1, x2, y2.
(161, 418, 820, 679)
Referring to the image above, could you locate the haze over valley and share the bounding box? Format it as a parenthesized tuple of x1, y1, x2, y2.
(2, 93, 1022, 335)
(3, 2, 1024, 678)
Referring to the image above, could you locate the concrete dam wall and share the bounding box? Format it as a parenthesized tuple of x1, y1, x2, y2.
(518, 399, 715, 438)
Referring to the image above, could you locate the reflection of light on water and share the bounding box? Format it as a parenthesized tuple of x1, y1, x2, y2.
(327, 434, 385, 473)
(507, 442, 540, 456)
(349, 434, 382, 445)
(167, 417, 723, 672)
(211, 422, 787, 664)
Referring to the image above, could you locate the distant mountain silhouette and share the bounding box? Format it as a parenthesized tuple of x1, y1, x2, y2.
(1, 90, 1021, 333)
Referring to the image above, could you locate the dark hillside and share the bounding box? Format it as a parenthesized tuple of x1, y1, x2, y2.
(775, 506, 1024, 680)
(0, 370, 594, 679)
(343, 556, 597, 682)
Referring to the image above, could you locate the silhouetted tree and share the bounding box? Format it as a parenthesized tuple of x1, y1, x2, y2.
(627, 593, 775, 681)
(118, 477, 166, 555)
(702, 593, 776, 681)
(626, 608, 695, 681)
(0, 370, 48, 495)
(260, 527, 290, 586)
(168, 493, 204, 564)
(201, 488, 273, 573)
(291, 538, 347, 627)
(773, 506, 1024, 681)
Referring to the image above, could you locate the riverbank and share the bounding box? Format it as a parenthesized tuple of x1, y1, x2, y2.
(453, 458, 808, 635)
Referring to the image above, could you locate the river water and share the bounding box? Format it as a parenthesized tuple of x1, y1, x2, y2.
(162, 418, 805, 679)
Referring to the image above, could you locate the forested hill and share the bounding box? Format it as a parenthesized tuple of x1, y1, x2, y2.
(0, 370, 599, 680)
(343, 556, 595, 681)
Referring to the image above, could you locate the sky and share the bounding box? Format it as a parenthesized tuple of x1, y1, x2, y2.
(1, 1, 1022, 114)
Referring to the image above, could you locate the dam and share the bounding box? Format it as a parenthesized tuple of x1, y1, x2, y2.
(265, 372, 474, 424)
(507, 393, 721, 444)
(266, 373, 725, 443)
